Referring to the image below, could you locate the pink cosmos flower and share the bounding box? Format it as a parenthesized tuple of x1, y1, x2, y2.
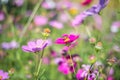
(49, 21, 63, 29)
(0, 70, 9, 80)
(55, 34, 79, 44)
(22, 39, 48, 53)
(58, 63, 70, 75)
(76, 69, 84, 80)
(55, 54, 78, 75)
(34, 15, 48, 26)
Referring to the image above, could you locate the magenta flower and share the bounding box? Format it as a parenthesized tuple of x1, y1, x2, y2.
(55, 34, 79, 44)
(81, 0, 92, 6)
(0, 70, 9, 80)
(107, 76, 114, 80)
(72, 0, 109, 27)
(76, 69, 84, 80)
(58, 62, 70, 75)
(56, 54, 78, 75)
(22, 39, 48, 53)
(49, 21, 63, 29)
(34, 15, 48, 26)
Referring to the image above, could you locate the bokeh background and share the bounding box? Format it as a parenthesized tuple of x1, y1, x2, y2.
(0, 0, 120, 80)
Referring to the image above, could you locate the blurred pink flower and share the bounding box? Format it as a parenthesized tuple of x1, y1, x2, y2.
(107, 76, 114, 80)
(49, 21, 63, 29)
(55, 34, 79, 44)
(93, 14, 102, 30)
(0, 70, 9, 80)
(42, 57, 50, 64)
(56, 1, 72, 10)
(111, 21, 120, 33)
(34, 15, 48, 26)
(76, 69, 84, 80)
(81, 0, 92, 6)
(58, 63, 70, 75)
(42, 0, 56, 9)
(58, 13, 69, 23)
(0, 11, 5, 21)
(14, 0, 24, 7)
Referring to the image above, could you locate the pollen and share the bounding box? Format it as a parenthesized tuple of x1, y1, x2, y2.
(44, 28, 51, 33)
(64, 37, 70, 42)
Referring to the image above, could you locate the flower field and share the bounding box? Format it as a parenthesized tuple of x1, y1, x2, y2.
(0, 0, 120, 80)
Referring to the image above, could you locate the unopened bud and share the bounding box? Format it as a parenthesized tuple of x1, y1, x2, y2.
(89, 55, 96, 64)
(95, 42, 102, 50)
(9, 68, 15, 74)
(42, 28, 51, 37)
(89, 37, 96, 44)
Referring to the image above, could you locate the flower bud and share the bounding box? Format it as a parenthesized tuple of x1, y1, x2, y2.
(89, 37, 96, 44)
(42, 28, 51, 37)
(95, 42, 102, 50)
(9, 68, 15, 75)
(89, 55, 96, 64)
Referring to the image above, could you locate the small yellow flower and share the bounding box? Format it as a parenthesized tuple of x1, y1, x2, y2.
(69, 7, 78, 15)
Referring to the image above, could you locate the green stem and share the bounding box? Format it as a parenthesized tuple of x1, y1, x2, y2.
(19, 0, 44, 43)
(68, 49, 76, 74)
(35, 49, 45, 79)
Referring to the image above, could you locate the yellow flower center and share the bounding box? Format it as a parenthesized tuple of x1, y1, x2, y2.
(64, 37, 70, 43)
(67, 59, 74, 66)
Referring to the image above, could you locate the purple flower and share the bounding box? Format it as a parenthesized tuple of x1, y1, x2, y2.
(49, 21, 63, 29)
(76, 64, 98, 80)
(22, 39, 48, 53)
(1, 40, 19, 50)
(72, 0, 109, 27)
(34, 15, 48, 26)
(0, 70, 9, 80)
